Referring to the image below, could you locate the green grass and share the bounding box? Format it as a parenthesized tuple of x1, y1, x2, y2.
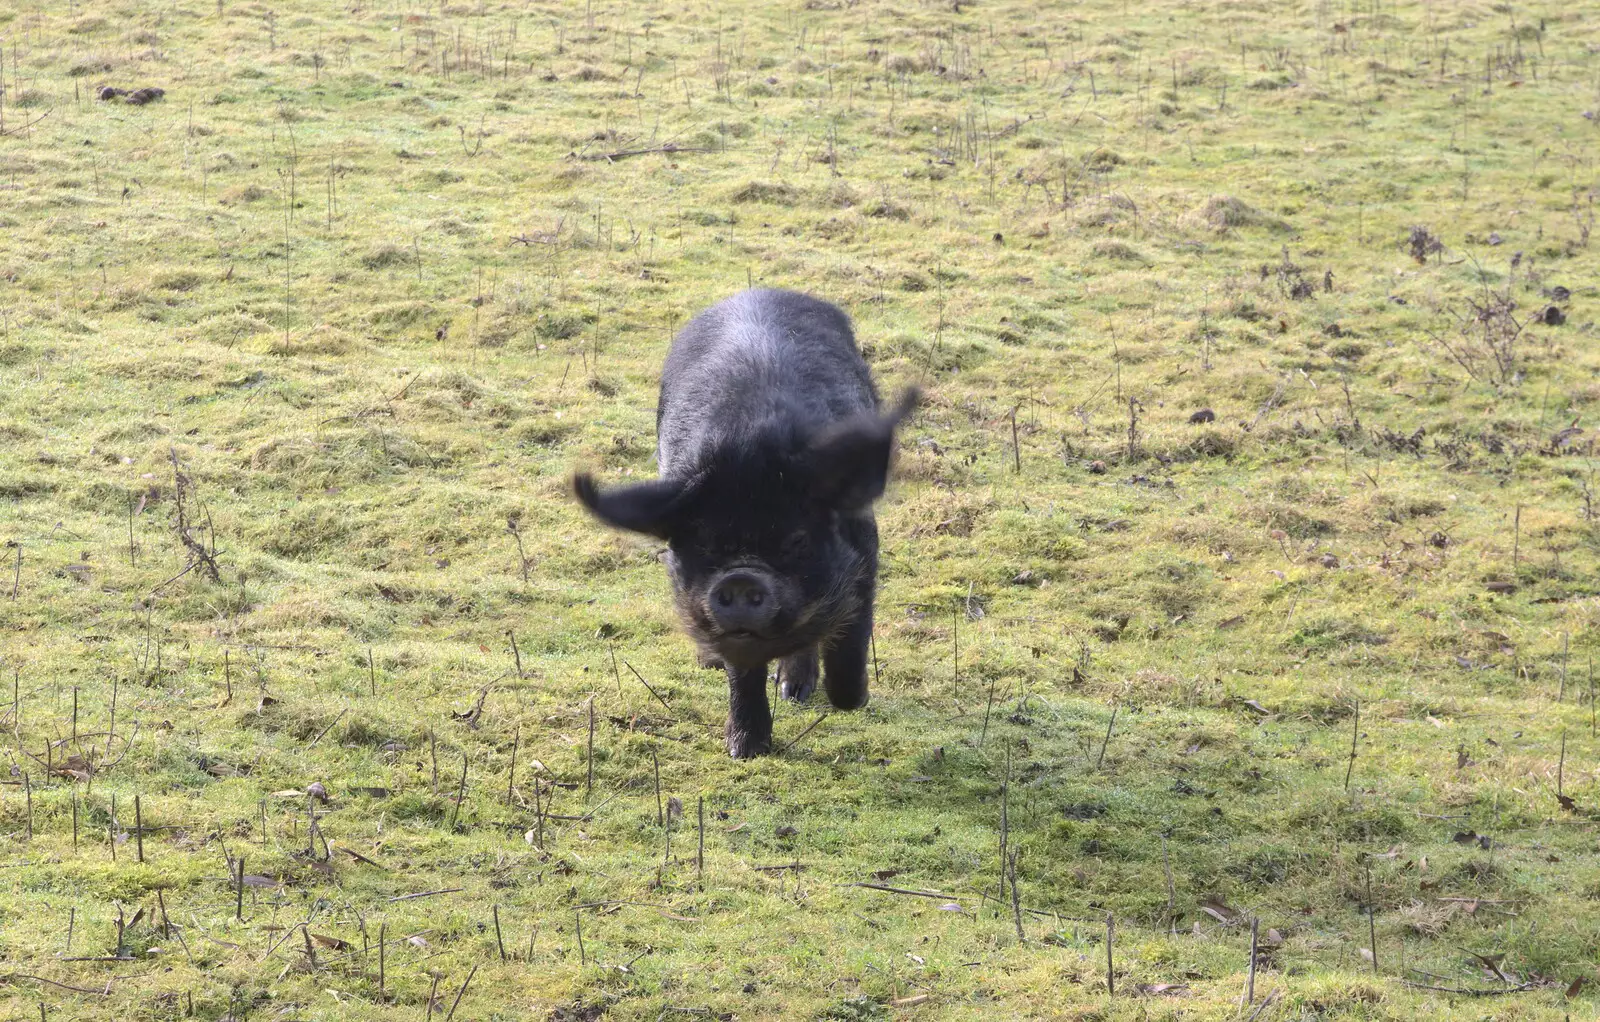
(3, 0, 1600, 1018)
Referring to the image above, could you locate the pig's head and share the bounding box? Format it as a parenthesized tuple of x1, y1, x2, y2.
(574, 389, 918, 669)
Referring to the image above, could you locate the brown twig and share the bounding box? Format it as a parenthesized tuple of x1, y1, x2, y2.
(385, 888, 462, 903)
(624, 661, 674, 713)
(779, 713, 828, 755)
(576, 143, 714, 162)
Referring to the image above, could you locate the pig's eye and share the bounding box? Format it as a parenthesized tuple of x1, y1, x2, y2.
(781, 531, 810, 557)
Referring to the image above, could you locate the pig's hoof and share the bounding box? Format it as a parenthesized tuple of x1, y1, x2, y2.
(778, 652, 818, 703)
(726, 730, 772, 759)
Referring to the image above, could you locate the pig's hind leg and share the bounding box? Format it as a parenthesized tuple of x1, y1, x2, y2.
(725, 663, 774, 758)
(778, 648, 819, 703)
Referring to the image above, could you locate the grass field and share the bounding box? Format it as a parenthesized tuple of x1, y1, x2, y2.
(3, 0, 1600, 1017)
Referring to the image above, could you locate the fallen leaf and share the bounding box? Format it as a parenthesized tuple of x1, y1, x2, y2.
(1241, 699, 1270, 715)
(1557, 793, 1579, 812)
(1566, 976, 1587, 999)
(311, 933, 352, 951)
(1136, 983, 1190, 996)
(1218, 616, 1245, 630)
(1199, 898, 1238, 923)
(775, 824, 798, 838)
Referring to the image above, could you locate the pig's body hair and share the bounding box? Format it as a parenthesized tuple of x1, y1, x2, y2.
(657, 288, 880, 479)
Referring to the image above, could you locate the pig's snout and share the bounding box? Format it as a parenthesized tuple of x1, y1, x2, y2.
(709, 571, 778, 634)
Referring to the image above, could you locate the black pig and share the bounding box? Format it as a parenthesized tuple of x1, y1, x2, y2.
(574, 289, 917, 758)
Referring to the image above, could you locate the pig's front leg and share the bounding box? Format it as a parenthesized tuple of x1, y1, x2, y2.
(823, 518, 877, 711)
(778, 648, 819, 703)
(821, 602, 872, 710)
(725, 663, 773, 758)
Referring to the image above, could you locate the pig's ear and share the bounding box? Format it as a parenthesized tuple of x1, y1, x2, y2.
(573, 473, 696, 540)
(807, 387, 921, 511)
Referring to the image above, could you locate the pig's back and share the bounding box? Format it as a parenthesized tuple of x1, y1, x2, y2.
(657, 289, 878, 475)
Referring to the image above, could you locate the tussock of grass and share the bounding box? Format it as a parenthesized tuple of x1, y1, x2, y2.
(1191, 194, 1292, 233)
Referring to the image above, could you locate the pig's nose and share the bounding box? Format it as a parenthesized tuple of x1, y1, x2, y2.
(710, 572, 777, 633)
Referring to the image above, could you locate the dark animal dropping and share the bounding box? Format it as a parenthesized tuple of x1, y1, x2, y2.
(1189, 408, 1216, 424)
(574, 290, 917, 758)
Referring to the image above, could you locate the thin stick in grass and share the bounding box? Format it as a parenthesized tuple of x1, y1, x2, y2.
(1095, 702, 1118, 771)
(870, 631, 881, 692)
(1162, 834, 1177, 930)
(1007, 849, 1024, 941)
(1344, 699, 1360, 791)
(623, 661, 672, 712)
(445, 963, 478, 1021)
(493, 905, 506, 961)
(378, 920, 386, 1002)
(1512, 504, 1521, 570)
(508, 630, 525, 679)
(1010, 404, 1021, 472)
(952, 607, 960, 701)
(652, 748, 663, 827)
(1242, 916, 1259, 1005)
(1105, 912, 1115, 996)
(585, 696, 595, 798)
(1365, 863, 1379, 974)
(507, 727, 519, 803)
(998, 746, 1010, 904)
(449, 752, 468, 831)
(980, 668, 999, 746)
(1558, 730, 1567, 800)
